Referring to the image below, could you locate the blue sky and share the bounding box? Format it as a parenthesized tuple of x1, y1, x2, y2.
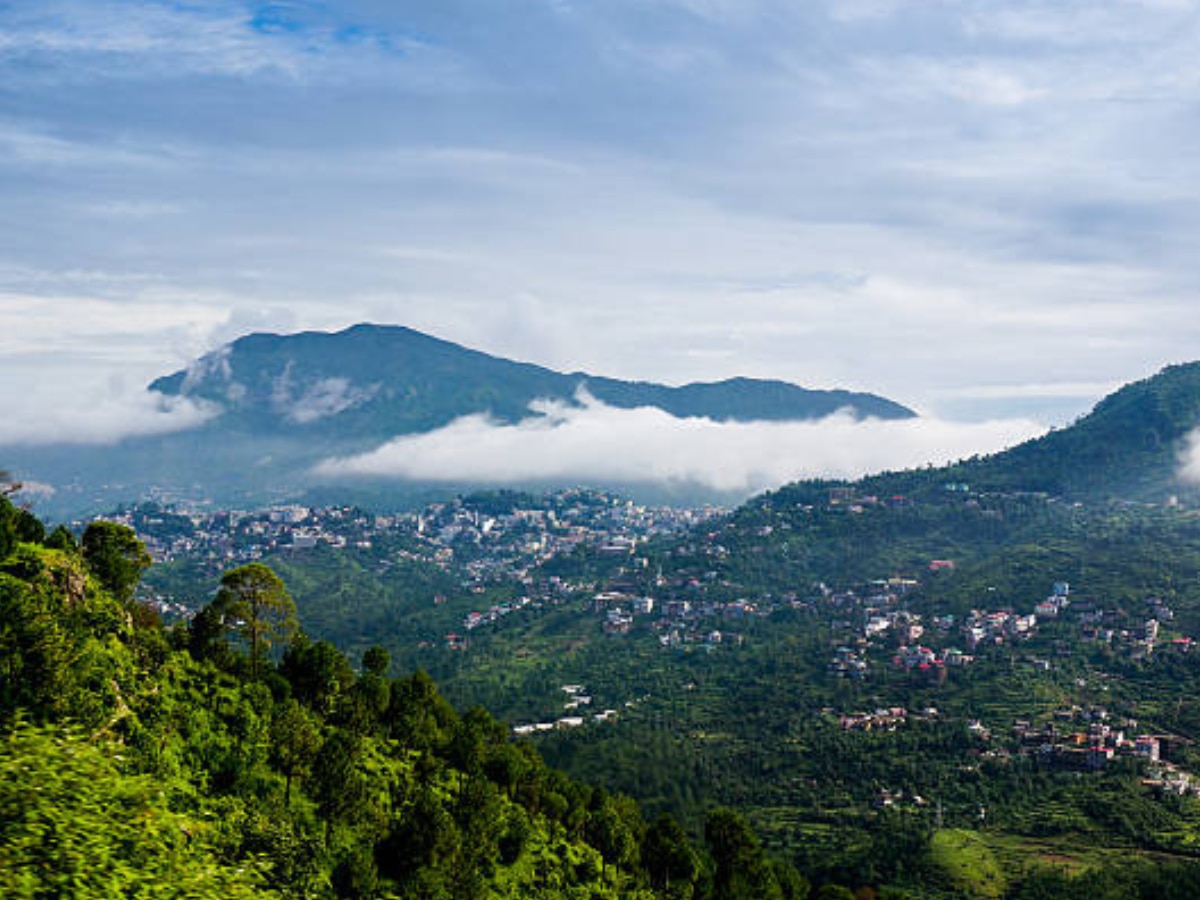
(4, 0, 1200, 455)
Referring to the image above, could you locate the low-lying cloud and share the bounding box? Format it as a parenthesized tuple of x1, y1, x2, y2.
(314, 396, 1044, 498)
(1, 384, 218, 446)
(267, 366, 380, 425)
(1177, 429, 1200, 486)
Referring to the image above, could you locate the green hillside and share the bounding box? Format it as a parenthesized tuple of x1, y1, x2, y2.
(0, 491, 816, 900)
(272, 363, 1200, 898)
(14, 359, 1200, 897)
(948, 361, 1200, 501)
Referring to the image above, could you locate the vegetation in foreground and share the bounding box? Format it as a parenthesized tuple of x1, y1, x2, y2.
(1, 488, 818, 899)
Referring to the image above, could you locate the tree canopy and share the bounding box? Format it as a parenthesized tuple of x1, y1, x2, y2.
(81, 520, 151, 603)
(211, 561, 298, 677)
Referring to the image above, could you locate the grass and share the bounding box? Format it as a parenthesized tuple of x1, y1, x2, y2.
(929, 829, 1007, 899)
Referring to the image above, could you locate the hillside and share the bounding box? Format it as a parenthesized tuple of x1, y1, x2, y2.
(20, 360, 1200, 897)
(0, 493, 821, 900)
(162, 361, 1200, 898)
(941, 362, 1200, 502)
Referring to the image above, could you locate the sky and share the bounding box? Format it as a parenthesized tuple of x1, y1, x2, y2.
(5, 0, 1200, 491)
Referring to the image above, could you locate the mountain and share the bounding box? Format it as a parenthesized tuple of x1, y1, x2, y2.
(949, 361, 1200, 500)
(5, 323, 915, 516)
(824, 361, 1200, 505)
(149, 323, 915, 436)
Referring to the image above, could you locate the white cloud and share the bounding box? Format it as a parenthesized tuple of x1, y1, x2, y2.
(0, 291, 230, 445)
(314, 395, 1043, 497)
(1178, 428, 1200, 486)
(932, 381, 1121, 401)
(271, 370, 380, 424)
(0, 292, 230, 361)
(1, 382, 218, 446)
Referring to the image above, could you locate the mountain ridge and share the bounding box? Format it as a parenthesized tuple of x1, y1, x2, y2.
(5, 322, 916, 516)
(940, 360, 1200, 501)
(149, 322, 917, 435)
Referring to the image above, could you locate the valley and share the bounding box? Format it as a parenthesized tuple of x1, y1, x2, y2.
(14, 358, 1200, 897)
(107, 468, 1200, 894)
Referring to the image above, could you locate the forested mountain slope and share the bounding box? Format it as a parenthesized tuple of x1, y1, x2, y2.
(150, 324, 915, 436)
(935, 362, 1200, 501)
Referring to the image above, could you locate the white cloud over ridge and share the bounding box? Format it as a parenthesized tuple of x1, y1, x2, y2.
(314, 395, 1044, 498)
(274, 373, 380, 424)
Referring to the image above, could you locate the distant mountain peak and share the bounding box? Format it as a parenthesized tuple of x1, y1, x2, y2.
(7, 323, 918, 516)
(150, 323, 917, 434)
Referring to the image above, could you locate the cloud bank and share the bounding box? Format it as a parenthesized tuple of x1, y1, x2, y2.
(1, 383, 218, 446)
(314, 396, 1044, 498)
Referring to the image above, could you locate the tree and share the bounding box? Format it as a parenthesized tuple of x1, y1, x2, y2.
(361, 645, 390, 678)
(310, 729, 376, 842)
(586, 794, 639, 876)
(188, 603, 233, 668)
(212, 563, 298, 678)
(11, 509, 44, 545)
(0, 497, 15, 560)
(643, 813, 700, 898)
(270, 698, 322, 804)
(43, 525, 77, 553)
(0, 573, 73, 720)
(705, 807, 781, 900)
(387, 669, 458, 751)
(281, 636, 354, 714)
(376, 781, 462, 886)
(81, 520, 151, 603)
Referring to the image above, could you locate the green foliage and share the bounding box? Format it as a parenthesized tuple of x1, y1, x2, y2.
(0, 720, 273, 899)
(281, 635, 354, 714)
(212, 562, 298, 677)
(1, 504, 748, 900)
(706, 807, 786, 900)
(44, 523, 78, 551)
(81, 520, 152, 603)
(928, 829, 1007, 899)
(0, 546, 133, 725)
(270, 698, 321, 803)
(11, 507, 45, 544)
(812, 887, 856, 900)
(361, 644, 390, 677)
(645, 813, 702, 898)
(0, 496, 15, 560)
